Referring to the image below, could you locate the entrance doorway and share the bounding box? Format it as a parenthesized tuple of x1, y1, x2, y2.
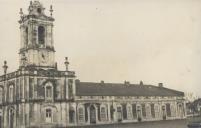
(45, 109, 52, 123)
(90, 105, 96, 124)
(9, 109, 14, 128)
(0, 116, 2, 128)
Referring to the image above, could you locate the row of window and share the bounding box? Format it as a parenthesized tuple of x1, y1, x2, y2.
(78, 96, 177, 100)
(0, 86, 14, 103)
(24, 26, 46, 46)
(0, 79, 74, 103)
(74, 103, 181, 124)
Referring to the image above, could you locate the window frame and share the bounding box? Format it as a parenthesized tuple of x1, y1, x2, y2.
(45, 82, 53, 101)
(78, 107, 85, 123)
(100, 105, 107, 121)
(0, 87, 3, 104)
(38, 26, 45, 45)
(9, 85, 14, 102)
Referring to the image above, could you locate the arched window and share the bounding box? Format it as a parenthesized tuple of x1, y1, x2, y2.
(127, 104, 132, 120)
(132, 104, 137, 119)
(170, 104, 176, 117)
(154, 104, 160, 118)
(100, 106, 107, 121)
(166, 103, 171, 117)
(137, 105, 142, 119)
(38, 26, 45, 45)
(9, 86, 13, 102)
(68, 79, 73, 99)
(69, 107, 75, 123)
(117, 106, 122, 121)
(78, 107, 84, 123)
(150, 104, 155, 118)
(45, 82, 53, 100)
(0, 87, 2, 104)
(141, 104, 146, 118)
(25, 27, 28, 46)
(146, 104, 151, 118)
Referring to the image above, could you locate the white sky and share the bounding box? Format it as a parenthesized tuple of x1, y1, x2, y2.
(0, 0, 201, 97)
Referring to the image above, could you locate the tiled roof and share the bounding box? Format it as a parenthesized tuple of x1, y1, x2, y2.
(75, 81, 184, 97)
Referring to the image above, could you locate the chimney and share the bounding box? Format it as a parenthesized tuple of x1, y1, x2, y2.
(158, 83, 163, 87)
(140, 81, 143, 86)
(75, 79, 80, 83)
(124, 81, 130, 86)
(100, 80, 104, 85)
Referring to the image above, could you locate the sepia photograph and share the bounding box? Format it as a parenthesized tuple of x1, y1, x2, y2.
(0, 0, 200, 128)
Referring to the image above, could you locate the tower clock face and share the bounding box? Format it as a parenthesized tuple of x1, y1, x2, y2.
(40, 51, 48, 64)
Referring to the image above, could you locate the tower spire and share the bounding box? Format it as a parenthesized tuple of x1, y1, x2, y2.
(50, 5, 53, 17)
(19, 1, 55, 69)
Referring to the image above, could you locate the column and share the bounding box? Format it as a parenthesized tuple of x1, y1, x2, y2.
(183, 101, 187, 118)
(22, 75, 25, 100)
(66, 103, 69, 125)
(74, 104, 77, 125)
(95, 105, 99, 124)
(87, 107, 90, 124)
(26, 76, 29, 101)
(3, 107, 7, 128)
(22, 103, 25, 128)
(61, 103, 66, 125)
(107, 103, 111, 122)
(34, 77, 37, 99)
(25, 103, 30, 127)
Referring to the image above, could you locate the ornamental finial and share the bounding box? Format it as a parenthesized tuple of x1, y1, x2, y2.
(28, 1, 33, 13)
(19, 8, 23, 19)
(64, 57, 69, 71)
(3, 61, 8, 74)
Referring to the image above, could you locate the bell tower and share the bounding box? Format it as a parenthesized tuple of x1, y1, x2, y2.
(19, 1, 55, 69)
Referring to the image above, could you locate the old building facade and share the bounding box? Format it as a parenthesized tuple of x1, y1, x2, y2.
(0, 1, 186, 128)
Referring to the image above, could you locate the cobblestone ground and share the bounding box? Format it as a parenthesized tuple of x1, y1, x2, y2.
(69, 119, 189, 128)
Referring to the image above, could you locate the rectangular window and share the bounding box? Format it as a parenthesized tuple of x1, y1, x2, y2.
(132, 104, 137, 119)
(68, 79, 73, 98)
(117, 107, 122, 120)
(122, 104, 127, 120)
(69, 110, 75, 123)
(100, 107, 106, 121)
(46, 86, 52, 98)
(155, 105, 159, 118)
(127, 106, 132, 119)
(151, 104, 155, 118)
(9, 86, 13, 102)
(0, 88, 2, 104)
(29, 78, 34, 99)
(166, 104, 171, 117)
(78, 108, 84, 123)
(170, 105, 176, 117)
(16, 79, 19, 100)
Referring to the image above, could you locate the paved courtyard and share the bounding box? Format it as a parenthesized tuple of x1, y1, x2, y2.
(69, 119, 189, 128)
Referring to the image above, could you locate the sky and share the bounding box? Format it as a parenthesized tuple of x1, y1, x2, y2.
(0, 0, 201, 97)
